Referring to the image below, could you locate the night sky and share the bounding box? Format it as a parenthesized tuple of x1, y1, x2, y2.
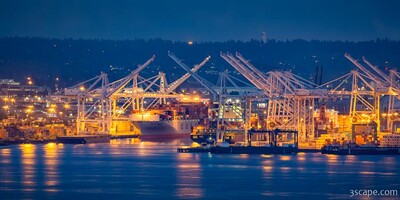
(0, 0, 399, 41)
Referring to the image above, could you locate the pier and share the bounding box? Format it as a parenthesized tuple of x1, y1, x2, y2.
(2, 52, 400, 150)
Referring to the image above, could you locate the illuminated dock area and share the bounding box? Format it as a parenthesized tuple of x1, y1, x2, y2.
(57, 134, 111, 144)
(2, 52, 400, 152)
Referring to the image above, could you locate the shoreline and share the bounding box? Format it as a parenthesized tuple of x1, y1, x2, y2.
(0, 139, 58, 146)
(0, 134, 140, 146)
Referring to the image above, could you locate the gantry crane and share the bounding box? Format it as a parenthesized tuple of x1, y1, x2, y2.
(58, 51, 397, 145)
(143, 55, 211, 109)
(168, 52, 218, 98)
(60, 72, 110, 134)
(361, 57, 400, 131)
(221, 52, 321, 142)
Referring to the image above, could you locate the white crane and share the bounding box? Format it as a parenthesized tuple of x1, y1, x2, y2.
(165, 55, 210, 94)
(106, 55, 155, 98)
(345, 53, 387, 88)
(168, 52, 218, 97)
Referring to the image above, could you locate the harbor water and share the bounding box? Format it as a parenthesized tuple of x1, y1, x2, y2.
(0, 139, 399, 200)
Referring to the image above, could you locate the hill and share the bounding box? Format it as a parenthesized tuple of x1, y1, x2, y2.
(0, 37, 399, 90)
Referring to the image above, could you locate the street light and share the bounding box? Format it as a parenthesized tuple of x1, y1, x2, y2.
(63, 104, 70, 109)
(27, 77, 33, 85)
(48, 108, 56, 113)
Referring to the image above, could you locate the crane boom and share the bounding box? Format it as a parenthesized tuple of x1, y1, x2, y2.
(165, 55, 210, 93)
(345, 53, 386, 87)
(107, 55, 155, 98)
(220, 52, 269, 93)
(235, 52, 271, 86)
(226, 53, 267, 85)
(362, 56, 391, 84)
(133, 54, 156, 75)
(168, 52, 217, 96)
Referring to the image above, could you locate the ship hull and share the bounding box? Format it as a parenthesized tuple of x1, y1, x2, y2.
(133, 120, 199, 139)
(140, 133, 188, 139)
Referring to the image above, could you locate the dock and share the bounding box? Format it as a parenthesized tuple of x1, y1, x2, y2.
(322, 146, 400, 155)
(298, 148, 321, 153)
(177, 146, 299, 154)
(210, 146, 298, 154)
(177, 147, 211, 153)
(110, 134, 140, 139)
(57, 134, 111, 144)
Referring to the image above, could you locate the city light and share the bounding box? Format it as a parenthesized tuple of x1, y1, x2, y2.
(27, 77, 33, 85)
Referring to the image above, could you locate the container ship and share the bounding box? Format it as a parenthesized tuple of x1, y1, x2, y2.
(130, 101, 209, 139)
(132, 118, 199, 139)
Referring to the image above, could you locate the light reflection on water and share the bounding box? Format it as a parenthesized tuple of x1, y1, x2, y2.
(279, 155, 292, 161)
(44, 143, 61, 189)
(0, 139, 399, 200)
(176, 153, 203, 199)
(20, 144, 36, 190)
(296, 152, 306, 162)
(0, 148, 13, 186)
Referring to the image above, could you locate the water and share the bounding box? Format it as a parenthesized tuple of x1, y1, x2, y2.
(0, 139, 399, 200)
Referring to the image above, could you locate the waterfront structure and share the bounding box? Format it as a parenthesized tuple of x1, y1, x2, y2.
(2, 52, 400, 149)
(381, 134, 400, 147)
(219, 52, 400, 147)
(56, 54, 212, 138)
(0, 79, 49, 96)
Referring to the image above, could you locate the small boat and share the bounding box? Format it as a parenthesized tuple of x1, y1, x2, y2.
(190, 128, 235, 144)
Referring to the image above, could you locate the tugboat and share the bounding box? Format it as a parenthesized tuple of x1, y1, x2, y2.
(190, 127, 235, 144)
